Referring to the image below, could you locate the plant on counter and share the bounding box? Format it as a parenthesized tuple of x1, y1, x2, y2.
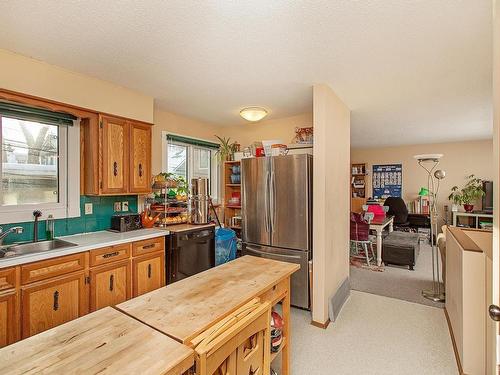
(175, 175, 188, 196)
(214, 135, 238, 162)
(448, 174, 485, 212)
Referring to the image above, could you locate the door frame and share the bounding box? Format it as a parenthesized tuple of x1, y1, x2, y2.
(488, 1, 500, 373)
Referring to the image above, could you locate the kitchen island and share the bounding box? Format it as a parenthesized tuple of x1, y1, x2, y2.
(0, 256, 299, 375)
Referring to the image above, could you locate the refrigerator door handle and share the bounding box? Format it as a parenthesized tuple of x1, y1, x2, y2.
(246, 246, 302, 260)
(270, 162, 276, 233)
(264, 169, 270, 233)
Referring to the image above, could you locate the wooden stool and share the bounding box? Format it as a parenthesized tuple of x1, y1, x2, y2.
(191, 298, 271, 375)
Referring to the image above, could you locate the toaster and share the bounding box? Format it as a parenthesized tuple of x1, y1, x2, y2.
(110, 213, 142, 232)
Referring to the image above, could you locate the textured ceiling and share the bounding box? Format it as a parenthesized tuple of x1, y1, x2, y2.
(0, 0, 492, 147)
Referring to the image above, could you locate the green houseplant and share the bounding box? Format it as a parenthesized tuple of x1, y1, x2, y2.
(214, 135, 237, 162)
(448, 174, 485, 212)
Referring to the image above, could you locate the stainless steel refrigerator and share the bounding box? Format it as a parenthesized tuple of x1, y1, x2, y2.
(241, 154, 312, 309)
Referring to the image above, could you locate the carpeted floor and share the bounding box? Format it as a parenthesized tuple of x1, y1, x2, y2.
(350, 241, 445, 308)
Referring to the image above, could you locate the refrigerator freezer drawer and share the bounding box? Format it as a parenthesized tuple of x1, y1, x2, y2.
(242, 243, 310, 310)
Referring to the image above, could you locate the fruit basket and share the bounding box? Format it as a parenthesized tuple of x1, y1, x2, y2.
(146, 174, 189, 227)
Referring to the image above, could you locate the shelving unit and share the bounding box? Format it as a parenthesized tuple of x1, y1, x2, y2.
(147, 181, 188, 226)
(224, 160, 242, 237)
(351, 162, 367, 213)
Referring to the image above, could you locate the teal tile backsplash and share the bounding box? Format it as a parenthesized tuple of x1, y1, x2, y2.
(1, 196, 138, 244)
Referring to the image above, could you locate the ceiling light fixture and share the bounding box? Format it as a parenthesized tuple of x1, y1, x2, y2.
(239, 107, 268, 122)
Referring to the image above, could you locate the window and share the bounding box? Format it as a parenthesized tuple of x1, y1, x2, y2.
(1, 118, 61, 206)
(0, 102, 80, 223)
(165, 134, 219, 200)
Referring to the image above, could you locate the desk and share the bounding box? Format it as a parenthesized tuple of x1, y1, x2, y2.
(452, 211, 493, 229)
(370, 215, 394, 266)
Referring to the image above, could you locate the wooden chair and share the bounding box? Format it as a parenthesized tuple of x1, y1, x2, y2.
(190, 298, 271, 375)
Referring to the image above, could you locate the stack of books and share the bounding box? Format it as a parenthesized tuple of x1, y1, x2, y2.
(407, 196, 430, 214)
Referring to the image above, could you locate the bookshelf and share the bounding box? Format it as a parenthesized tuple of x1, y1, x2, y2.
(351, 163, 367, 212)
(224, 161, 242, 237)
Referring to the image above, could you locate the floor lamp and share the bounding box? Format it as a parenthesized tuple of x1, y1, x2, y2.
(414, 154, 446, 303)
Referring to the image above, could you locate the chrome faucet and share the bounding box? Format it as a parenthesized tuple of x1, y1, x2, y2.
(33, 210, 42, 242)
(0, 226, 24, 246)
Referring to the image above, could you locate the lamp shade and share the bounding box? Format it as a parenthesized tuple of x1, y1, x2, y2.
(418, 187, 429, 196)
(239, 107, 268, 122)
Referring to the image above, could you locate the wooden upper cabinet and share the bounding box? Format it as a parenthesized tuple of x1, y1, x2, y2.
(82, 114, 152, 195)
(90, 260, 130, 312)
(101, 115, 129, 194)
(0, 291, 18, 347)
(129, 122, 152, 194)
(21, 272, 88, 339)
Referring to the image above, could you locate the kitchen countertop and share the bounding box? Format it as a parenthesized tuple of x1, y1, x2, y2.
(116, 255, 299, 345)
(0, 228, 168, 268)
(0, 307, 194, 375)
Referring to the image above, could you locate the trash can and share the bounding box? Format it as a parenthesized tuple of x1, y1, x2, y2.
(215, 227, 237, 266)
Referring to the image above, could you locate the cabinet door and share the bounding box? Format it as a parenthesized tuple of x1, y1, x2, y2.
(21, 272, 87, 338)
(101, 115, 129, 194)
(133, 252, 165, 297)
(129, 122, 152, 193)
(0, 291, 18, 347)
(90, 260, 130, 311)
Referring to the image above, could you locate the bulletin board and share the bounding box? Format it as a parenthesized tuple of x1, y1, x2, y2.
(372, 164, 402, 199)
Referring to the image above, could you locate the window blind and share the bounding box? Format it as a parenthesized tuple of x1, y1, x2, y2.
(0, 101, 77, 126)
(167, 134, 219, 149)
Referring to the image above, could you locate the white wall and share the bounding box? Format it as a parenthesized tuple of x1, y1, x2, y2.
(312, 84, 351, 324)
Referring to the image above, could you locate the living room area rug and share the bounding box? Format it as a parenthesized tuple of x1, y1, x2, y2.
(349, 242, 444, 308)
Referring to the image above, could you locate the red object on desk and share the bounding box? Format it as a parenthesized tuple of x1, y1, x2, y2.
(255, 147, 265, 157)
(367, 204, 385, 218)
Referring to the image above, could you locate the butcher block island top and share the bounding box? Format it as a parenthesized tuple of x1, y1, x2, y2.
(0, 307, 194, 375)
(116, 255, 299, 345)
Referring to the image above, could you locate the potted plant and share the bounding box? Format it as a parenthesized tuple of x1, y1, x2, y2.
(448, 174, 485, 212)
(215, 135, 237, 162)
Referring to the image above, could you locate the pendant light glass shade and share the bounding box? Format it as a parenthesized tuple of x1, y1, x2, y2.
(239, 107, 268, 122)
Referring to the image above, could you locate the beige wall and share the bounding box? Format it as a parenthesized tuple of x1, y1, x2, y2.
(351, 140, 494, 223)
(152, 108, 225, 174)
(312, 84, 350, 324)
(0, 49, 154, 123)
(222, 112, 312, 148)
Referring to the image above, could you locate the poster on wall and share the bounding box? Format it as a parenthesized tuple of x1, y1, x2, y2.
(372, 164, 402, 199)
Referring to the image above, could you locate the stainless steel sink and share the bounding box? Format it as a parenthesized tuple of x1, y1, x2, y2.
(0, 239, 78, 258)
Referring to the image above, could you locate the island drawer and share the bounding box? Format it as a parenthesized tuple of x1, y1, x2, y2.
(0, 267, 17, 291)
(132, 237, 165, 257)
(258, 278, 288, 305)
(21, 253, 87, 285)
(90, 244, 131, 267)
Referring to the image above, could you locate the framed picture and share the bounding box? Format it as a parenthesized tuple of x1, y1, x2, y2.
(372, 164, 402, 199)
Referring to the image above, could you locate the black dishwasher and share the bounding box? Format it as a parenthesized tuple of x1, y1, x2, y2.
(167, 227, 215, 284)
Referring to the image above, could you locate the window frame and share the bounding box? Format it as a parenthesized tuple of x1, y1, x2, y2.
(162, 132, 220, 201)
(0, 116, 80, 224)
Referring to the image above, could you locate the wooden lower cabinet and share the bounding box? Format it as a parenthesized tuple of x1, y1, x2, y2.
(90, 260, 131, 311)
(0, 291, 18, 347)
(21, 272, 88, 339)
(133, 252, 165, 297)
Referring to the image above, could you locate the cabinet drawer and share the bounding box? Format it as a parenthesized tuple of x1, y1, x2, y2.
(21, 253, 86, 285)
(0, 267, 17, 291)
(90, 244, 131, 267)
(258, 279, 288, 304)
(132, 237, 165, 257)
